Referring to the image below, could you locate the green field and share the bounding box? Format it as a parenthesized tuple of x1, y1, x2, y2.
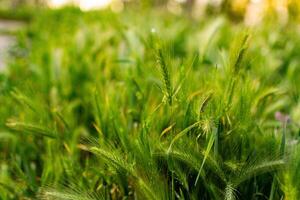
(1, 6, 300, 200)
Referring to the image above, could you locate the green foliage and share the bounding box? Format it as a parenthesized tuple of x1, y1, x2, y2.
(0, 7, 300, 200)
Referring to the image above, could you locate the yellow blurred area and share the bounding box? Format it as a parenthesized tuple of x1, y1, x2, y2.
(6, 0, 299, 24)
(195, 0, 300, 24)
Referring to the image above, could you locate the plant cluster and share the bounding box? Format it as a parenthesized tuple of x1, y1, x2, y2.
(0, 8, 300, 200)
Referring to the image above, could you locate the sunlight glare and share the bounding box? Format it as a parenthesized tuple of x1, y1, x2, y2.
(49, 0, 113, 10)
(79, 0, 112, 11)
(49, 0, 70, 7)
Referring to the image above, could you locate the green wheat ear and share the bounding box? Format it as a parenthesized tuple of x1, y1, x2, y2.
(156, 46, 173, 106)
(229, 31, 251, 75)
(6, 120, 57, 139)
(38, 185, 103, 200)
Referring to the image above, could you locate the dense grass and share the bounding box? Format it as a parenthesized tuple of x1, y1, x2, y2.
(1, 7, 300, 199)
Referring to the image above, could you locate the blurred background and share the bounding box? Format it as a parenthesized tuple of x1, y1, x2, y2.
(1, 0, 298, 69)
(0, 0, 300, 25)
(0, 0, 299, 70)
